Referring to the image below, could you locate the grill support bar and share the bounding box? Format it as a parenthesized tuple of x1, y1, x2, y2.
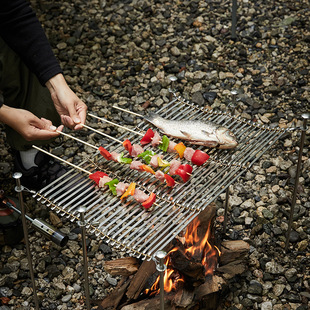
(285, 113, 309, 251)
(77, 207, 91, 310)
(13, 173, 40, 310)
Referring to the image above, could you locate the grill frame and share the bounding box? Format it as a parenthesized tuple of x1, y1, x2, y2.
(33, 95, 292, 260)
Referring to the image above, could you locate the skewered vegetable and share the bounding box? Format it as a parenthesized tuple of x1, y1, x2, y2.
(140, 128, 155, 145)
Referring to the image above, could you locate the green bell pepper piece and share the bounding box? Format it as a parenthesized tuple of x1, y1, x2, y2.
(104, 178, 119, 196)
(158, 135, 170, 152)
(119, 152, 132, 164)
(137, 150, 155, 164)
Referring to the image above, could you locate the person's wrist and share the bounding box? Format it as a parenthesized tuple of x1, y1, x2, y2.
(45, 73, 66, 93)
(0, 105, 15, 126)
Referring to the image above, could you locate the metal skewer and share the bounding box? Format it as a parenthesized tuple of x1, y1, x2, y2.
(32, 145, 91, 175)
(112, 105, 144, 118)
(88, 113, 143, 136)
(56, 130, 98, 150)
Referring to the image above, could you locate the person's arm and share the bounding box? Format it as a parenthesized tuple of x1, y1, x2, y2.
(0, 0, 62, 85)
(0, 104, 63, 141)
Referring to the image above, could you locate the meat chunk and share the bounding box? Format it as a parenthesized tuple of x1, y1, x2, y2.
(130, 160, 143, 171)
(151, 131, 161, 147)
(133, 189, 149, 203)
(167, 141, 177, 153)
(183, 147, 195, 161)
(116, 182, 129, 196)
(155, 170, 165, 182)
(150, 154, 163, 168)
(110, 151, 121, 162)
(98, 176, 113, 188)
(169, 159, 181, 175)
(131, 144, 144, 157)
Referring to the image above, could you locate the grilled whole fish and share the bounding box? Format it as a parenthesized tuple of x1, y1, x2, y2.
(144, 113, 238, 149)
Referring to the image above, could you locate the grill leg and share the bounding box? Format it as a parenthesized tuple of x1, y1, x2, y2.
(223, 187, 230, 235)
(13, 173, 40, 310)
(153, 251, 167, 310)
(231, 0, 237, 39)
(285, 113, 309, 251)
(77, 207, 91, 310)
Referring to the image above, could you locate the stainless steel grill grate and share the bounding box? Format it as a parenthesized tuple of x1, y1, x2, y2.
(33, 96, 291, 260)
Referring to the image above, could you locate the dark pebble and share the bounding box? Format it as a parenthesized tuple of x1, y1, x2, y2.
(289, 231, 300, 243)
(99, 242, 112, 254)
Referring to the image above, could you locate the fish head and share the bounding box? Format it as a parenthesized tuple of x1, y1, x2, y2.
(216, 127, 238, 149)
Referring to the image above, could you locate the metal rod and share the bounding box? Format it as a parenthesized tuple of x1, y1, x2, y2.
(32, 145, 91, 175)
(231, 0, 237, 39)
(5, 201, 68, 247)
(56, 130, 98, 150)
(223, 186, 230, 234)
(168, 76, 177, 101)
(112, 105, 144, 118)
(82, 123, 123, 144)
(88, 113, 144, 136)
(77, 207, 91, 310)
(285, 113, 309, 251)
(153, 251, 167, 310)
(13, 173, 40, 310)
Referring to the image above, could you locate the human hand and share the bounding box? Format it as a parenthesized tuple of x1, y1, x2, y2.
(46, 74, 87, 130)
(0, 105, 63, 141)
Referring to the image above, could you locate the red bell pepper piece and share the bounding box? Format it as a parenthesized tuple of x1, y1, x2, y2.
(191, 150, 210, 166)
(164, 174, 175, 187)
(175, 164, 193, 183)
(98, 146, 111, 160)
(140, 128, 155, 145)
(123, 139, 132, 156)
(89, 171, 108, 185)
(142, 192, 156, 209)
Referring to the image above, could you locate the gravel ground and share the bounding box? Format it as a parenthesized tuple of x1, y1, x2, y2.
(0, 0, 309, 309)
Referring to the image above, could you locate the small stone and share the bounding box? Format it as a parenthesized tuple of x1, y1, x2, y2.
(273, 284, 285, 296)
(21, 287, 32, 296)
(248, 280, 263, 295)
(106, 276, 118, 286)
(57, 42, 67, 50)
(265, 261, 285, 274)
(61, 294, 72, 303)
(260, 301, 273, 310)
(297, 240, 308, 251)
(170, 46, 180, 56)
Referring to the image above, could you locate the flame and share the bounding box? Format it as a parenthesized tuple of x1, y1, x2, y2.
(145, 252, 185, 296)
(145, 217, 220, 296)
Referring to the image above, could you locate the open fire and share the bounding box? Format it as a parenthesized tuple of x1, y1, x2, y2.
(98, 204, 249, 310)
(145, 217, 221, 296)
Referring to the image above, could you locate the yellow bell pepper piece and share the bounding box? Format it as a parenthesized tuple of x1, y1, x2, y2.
(174, 142, 186, 158)
(120, 183, 136, 200)
(141, 165, 155, 175)
(157, 157, 170, 168)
